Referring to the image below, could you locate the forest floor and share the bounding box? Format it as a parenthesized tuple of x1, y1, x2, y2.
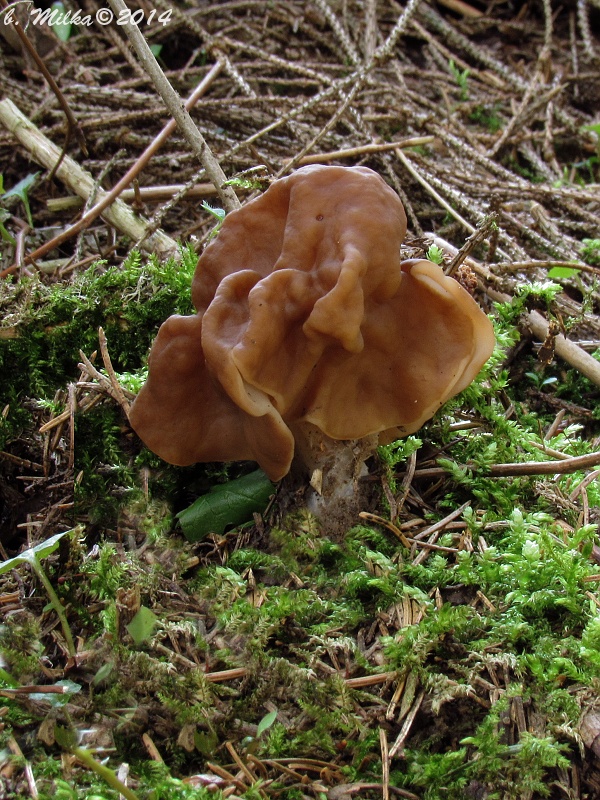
(1, 1, 600, 798)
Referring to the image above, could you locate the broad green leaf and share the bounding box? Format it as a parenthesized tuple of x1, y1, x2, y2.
(3, 172, 40, 227)
(0, 529, 72, 574)
(50, 2, 71, 41)
(150, 44, 163, 58)
(547, 266, 580, 279)
(176, 469, 275, 542)
(126, 606, 158, 645)
(256, 709, 278, 738)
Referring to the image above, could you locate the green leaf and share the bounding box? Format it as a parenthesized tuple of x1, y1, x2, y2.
(200, 201, 226, 222)
(581, 123, 600, 136)
(92, 661, 116, 685)
(426, 244, 444, 265)
(0, 529, 72, 574)
(3, 172, 40, 227)
(547, 266, 580, 279)
(0, 207, 15, 246)
(0, 667, 18, 688)
(50, 2, 71, 41)
(126, 606, 158, 646)
(150, 44, 163, 58)
(194, 729, 219, 756)
(256, 709, 278, 738)
(54, 724, 78, 749)
(176, 469, 275, 542)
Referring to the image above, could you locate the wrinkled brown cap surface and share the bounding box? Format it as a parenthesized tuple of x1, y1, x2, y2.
(129, 165, 495, 481)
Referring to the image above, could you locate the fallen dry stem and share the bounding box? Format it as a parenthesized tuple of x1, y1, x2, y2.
(294, 136, 436, 165)
(445, 213, 499, 275)
(98, 327, 131, 417)
(389, 690, 425, 759)
(405, 449, 600, 481)
(0, 99, 177, 265)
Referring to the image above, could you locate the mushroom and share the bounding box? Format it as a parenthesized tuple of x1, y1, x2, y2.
(129, 165, 495, 497)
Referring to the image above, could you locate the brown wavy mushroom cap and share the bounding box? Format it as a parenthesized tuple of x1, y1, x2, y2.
(129, 165, 495, 482)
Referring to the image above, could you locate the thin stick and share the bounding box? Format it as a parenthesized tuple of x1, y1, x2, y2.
(106, 0, 240, 213)
(412, 502, 470, 566)
(48, 182, 228, 209)
(345, 672, 397, 688)
(359, 511, 413, 548)
(98, 328, 131, 417)
(203, 667, 247, 683)
(445, 213, 499, 275)
(396, 149, 476, 234)
(396, 450, 418, 516)
(403, 450, 600, 481)
(380, 728, 390, 800)
(389, 691, 425, 758)
(225, 742, 265, 796)
(294, 136, 436, 165)
(412, 502, 471, 541)
(437, 0, 483, 16)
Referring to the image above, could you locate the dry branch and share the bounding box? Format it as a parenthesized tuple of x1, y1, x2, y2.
(0, 98, 177, 258)
(405, 450, 600, 481)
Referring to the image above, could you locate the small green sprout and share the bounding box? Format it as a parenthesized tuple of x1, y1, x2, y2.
(426, 243, 444, 265)
(449, 59, 470, 101)
(0, 529, 79, 657)
(2, 171, 39, 227)
(55, 726, 142, 800)
(201, 200, 226, 241)
(241, 708, 279, 752)
(525, 371, 559, 390)
(581, 238, 600, 266)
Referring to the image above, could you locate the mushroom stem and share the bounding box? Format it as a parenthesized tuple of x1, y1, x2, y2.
(290, 422, 379, 520)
